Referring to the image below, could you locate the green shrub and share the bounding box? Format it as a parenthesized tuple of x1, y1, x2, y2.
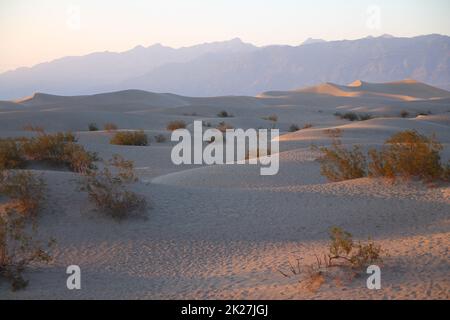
(110, 131, 148, 146)
(166, 120, 186, 131)
(0, 139, 26, 170)
(80, 155, 147, 220)
(368, 130, 445, 181)
(288, 124, 300, 132)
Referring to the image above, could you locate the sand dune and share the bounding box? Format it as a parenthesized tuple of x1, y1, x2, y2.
(1, 80, 449, 300)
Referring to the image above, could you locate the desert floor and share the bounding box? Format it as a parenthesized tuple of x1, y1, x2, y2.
(0, 80, 449, 299)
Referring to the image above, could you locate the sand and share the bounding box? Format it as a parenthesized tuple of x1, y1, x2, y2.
(0, 80, 449, 299)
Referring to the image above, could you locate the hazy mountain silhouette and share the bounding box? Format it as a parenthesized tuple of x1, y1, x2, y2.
(1, 34, 449, 99)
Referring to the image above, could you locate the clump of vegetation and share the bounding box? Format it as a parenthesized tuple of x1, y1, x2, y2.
(0, 209, 54, 291)
(88, 123, 99, 131)
(368, 130, 446, 182)
(323, 128, 342, 138)
(0, 171, 46, 217)
(400, 110, 410, 118)
(334, 112, 372, 122)
(279, 227, 384, 292)
(245, 147, 271, 161)
(0, 170, 54, 291)
(0, 139, 26, 170)
(22, 124, 44, 132)
(21, 131, 98, 174)
(288, 124, 300, 132)
(313, 139, 366, 182)
(104, 123, 118, 131)
(359, 114, 373, 121)
(217, 110, 233, 118)
(303, 123, 313, 129)
(110, 130, 148, 146)
(80, 155, 147, 220)
(154, 134, 167, 143)
(166, 120, 186, 131)
(262, 114, 278, 122)
(216, 121, 234, 133)
(314, 130, 449, 184)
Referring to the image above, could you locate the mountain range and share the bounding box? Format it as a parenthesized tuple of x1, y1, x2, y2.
(1, 34, 449, 100)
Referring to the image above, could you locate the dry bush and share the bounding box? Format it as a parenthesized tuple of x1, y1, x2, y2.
(262, 114, 278, 122)
(279, 227, 384, 292)
(313, 139, 366, 182)
(0, 171, 46, 217)
(368, 130, 446, 182)
(323, 128, 342, 138)
(104, 123, 118, 131)
(166, 120, 186, 131)
(110, 130, 148, 146)
(217, 110, 233, 118)
(288, 124, 300, 132)
(400, 110, 410, 118)
(154, 134, 167, 143)
(303, 123, 313, 129)
(0, 208, 54, 291)
(22, 124, 44, 132)
(80, 155, 147, 220)
(216, 121, 234, 133)
(88, 123, 99, 131)
(334, 112, 371, 121)
(21, 131, 98, 174)
(0, 139, 26, 170)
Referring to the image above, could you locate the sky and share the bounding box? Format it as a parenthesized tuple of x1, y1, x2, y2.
(1, 0, 449, 73)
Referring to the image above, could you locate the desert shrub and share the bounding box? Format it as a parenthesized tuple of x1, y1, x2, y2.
(0, 139, 26, 170)
(400, 110, 409, 118)
(368, 130, 445, 181)
(245, 147, 271, 161)
(217, 110, 233, 118)
(154, 134, 167, 143)
(288, 124, 300, 132)
(216, 121, 234, 133)
(0, 171, 46, 217)
(80, 155, 147, 220)
(21, 131, 97, 174)
(335, 112, 371, 121)
(279, 227, 384, 292)
(323, 128, 342, 138)
(110, 130, 148, 146)
(313, 139, 367, 182)
(303, 123, 313, 129)
(359, 114, 373, 121)
(22, 124, 44, 132)
(166, 120, 186, 131)
(0, 207, 54, 291)
(88, 123, 99, 131)
(341, 112, 358, 121)
(327, 227, 383, 269)
(104, 123, 118, 131)
(262, 114, 278, 122)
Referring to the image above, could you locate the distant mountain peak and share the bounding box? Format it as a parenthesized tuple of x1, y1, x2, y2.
(302, 38, 327, 45)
